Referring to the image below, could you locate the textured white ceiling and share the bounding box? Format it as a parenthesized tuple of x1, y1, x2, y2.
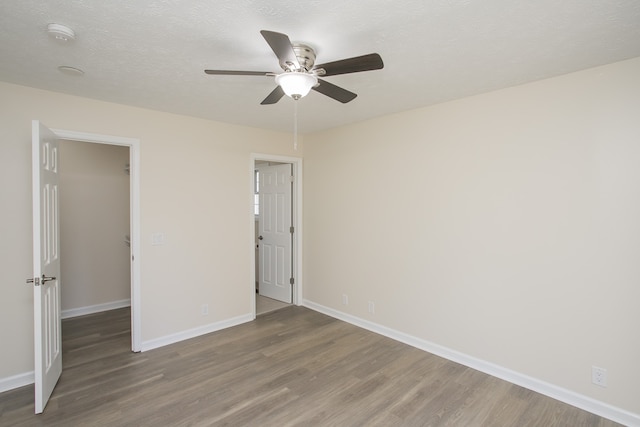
(1, 0, 639, 133)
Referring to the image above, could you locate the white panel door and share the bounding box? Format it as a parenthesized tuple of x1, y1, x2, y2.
(30, 121, 62, 414)
(257, 164, 292, 303)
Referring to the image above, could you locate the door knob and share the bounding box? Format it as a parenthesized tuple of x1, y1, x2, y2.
(258, 235, 263, 240)
(26, 274, 56, 286)
(41, 275, 56, 284)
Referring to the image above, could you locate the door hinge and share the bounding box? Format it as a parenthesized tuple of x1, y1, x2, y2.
(290, 277, 294, 285)
(290, 226, 294, 233)
(289, 175, 294, 183)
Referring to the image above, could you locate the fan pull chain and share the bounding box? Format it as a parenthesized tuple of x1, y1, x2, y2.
(293, 100, 298, 151)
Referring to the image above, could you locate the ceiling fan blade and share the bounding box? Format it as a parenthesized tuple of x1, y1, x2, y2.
(205, 70, 271, 76)
(314, 53, 383, 77)
(261, 86, 285, 105)
(312, 79, 357, 103)
(260, 30, 300, 70)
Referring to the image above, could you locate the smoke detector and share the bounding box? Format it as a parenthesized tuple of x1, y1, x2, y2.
(47, 24, 75, 42)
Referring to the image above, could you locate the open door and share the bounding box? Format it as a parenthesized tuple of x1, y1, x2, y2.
(29, 121, 62, 414)
(257, 163, 293, 303)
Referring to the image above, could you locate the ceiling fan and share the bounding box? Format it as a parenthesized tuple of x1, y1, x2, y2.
(205, 30, 384, 105)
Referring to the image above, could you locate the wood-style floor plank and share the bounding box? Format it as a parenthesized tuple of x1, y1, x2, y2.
(0, 306, 623, 426)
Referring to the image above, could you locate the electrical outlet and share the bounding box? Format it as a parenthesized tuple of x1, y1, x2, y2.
(342, 294, 349, 305)
(368, 301, 375, 314)
(592, 366, 607, 387)
(201, 304, 209, 316)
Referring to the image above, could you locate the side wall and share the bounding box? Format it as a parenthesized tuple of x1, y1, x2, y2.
(303, 57, 640, 417)
(59, 140, 131, 315)
(0, 82, 299, 385)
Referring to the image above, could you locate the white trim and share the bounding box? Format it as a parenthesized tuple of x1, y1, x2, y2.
(0, 371, 34, 393)
(61, 299, 131, 319)
(129, 137, 142, 352)
(51, 128, 142, 352)
(140, 313, 253, 352)
(250, 154, 303, 315)
(50, 129, 138, 146)
(303, 300, 640, 427)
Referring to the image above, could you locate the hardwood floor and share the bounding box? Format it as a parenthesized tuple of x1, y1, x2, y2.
(256, 294, 290, 315)
(0, 306, 622, 426)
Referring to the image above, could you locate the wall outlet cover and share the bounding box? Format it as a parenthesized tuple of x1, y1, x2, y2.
(592, 366, 607, 387)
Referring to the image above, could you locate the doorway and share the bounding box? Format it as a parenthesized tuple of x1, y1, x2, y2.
(251, 154, 302, 317)
(58, 140, 130, 320)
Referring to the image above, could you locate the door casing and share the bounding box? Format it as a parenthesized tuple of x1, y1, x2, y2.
(50, 128, 141, 351)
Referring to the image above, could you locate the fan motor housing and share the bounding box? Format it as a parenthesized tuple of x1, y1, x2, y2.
(281, 44, 316, 72)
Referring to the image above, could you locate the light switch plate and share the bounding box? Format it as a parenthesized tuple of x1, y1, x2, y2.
(151, 232, 165, 246)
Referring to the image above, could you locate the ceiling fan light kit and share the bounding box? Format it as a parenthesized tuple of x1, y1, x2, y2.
(204, 30, 384, 105)
(275, 72, 318, 100)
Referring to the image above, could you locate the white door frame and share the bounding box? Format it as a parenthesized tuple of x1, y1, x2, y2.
(250, 153, 302, 316)
(51, 128, 141, 352)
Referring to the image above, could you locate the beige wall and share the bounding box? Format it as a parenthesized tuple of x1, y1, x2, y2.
(0, 81, 299, 381)
(303, 57, 640, 414)
(59, 140, 130, 312)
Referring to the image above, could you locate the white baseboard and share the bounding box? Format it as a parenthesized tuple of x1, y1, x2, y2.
(303, 300, 640, 427)
(140, 313, 254, 352)
(0, 371, 34, 393)
(62, 299, 131, 319)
